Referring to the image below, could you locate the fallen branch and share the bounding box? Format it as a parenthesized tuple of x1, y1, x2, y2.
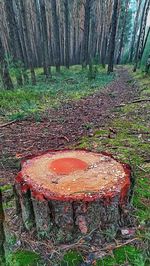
(128, 131, 150, 135)
(59, 228, 97, 251)
(60, 135, 70, 142)
(130, 98, 150, 104)
(0, 120, 17, 128)
(102, 238, 139, 252)
(137, 165, 148, 173)
(116, 98, 150, 107)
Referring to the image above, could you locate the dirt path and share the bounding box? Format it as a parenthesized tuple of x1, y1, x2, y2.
(0, 67, 139, 185)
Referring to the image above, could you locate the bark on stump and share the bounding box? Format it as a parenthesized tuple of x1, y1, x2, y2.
(15, 150, 131, 243)
(0, 189, 5, 264)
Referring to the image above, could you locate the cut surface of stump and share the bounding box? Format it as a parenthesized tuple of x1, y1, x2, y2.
(15, 150, 131, 243)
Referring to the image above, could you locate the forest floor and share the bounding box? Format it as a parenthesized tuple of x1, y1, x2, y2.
(0, 66, 150, 265)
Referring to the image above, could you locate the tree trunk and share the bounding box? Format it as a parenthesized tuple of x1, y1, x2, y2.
(107, 0, 119, 73)
(116, 0, 129, 64)
(129, 0, 142, 62)
(15, 150, 132, 244)
(145, 54, 150, 74)
(133, 0, 150, 72)
(140, 27, 150, 63)
(15, 0, 28, 68)
(19, 0, 36, 84)
(4, 0, 24, 86)
(39, 0, 51, 78)
(82, 0, 91, 68)
(33, 0, 43, 66)
(0, 36, 14, 90)
(101, 34, 108, 68)
(31, 68, 36, 86)
(64, 0, 70, 69)
(51, 0, 61, 72)
(72, 26, 76, 64)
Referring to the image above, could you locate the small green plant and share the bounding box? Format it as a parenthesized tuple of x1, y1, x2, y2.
(60, 250, 83, 266)
(6, 250, 43, 266)
(96, 245, 145, 266)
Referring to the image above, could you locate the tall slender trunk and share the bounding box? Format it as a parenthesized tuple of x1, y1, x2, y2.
(129, 0, 141, 62)
(82, 0, 91, 68)
(140, 27, 150, 61)
(145, 54, 150, 73)
(4, 0, 24, 86)
(51, 0, 61, 72)
(107, 0, 119, 73)
(116, 0, 129, 64)
(0, 36, 14, 90)
(33, 0, 43, 66)
(64, 0, 70, 69)
(40, 0, 51, 78)
(19, 0, 36, 84)
(72, 26, 76, 64)
(133, 0, 150, 72)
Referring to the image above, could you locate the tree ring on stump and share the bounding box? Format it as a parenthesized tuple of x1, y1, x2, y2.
(15, 150, 131, 243)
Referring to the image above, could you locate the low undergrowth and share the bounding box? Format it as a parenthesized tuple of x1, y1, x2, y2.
(6, 250, 44, 266)
(0, 65, 114, 122)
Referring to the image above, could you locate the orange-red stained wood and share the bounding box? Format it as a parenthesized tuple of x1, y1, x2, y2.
(16, 150, 131, 203)
(49, 158, 88, 175)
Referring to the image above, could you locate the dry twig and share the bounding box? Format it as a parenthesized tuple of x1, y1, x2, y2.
(0, 120, 17, 128)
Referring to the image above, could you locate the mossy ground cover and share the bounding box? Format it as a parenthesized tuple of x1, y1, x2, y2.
(0, 65, 114, 122)
(5, 250, 44, 266)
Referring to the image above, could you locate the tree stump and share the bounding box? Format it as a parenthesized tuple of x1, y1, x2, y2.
(15, 150, 131, 243)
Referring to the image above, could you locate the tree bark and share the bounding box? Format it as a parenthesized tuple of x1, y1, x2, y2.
(19, 0, 36, 84)
(39, 0, 51, 78)
(51, 0, 61, 72)
(145, 54, 150, 74)
(82, 0, 91, 68)
(0, 36, 14, 90)
(116, 0, 129, 64)
(4, 0, 24, 86)
(133, 0, 150, 72)
(107, 0, 119, 73)
(140, 27, 150, 64)
(64, 0, 70, 69)
(0, 190, 5, 264)
(129, 0, 142, 63)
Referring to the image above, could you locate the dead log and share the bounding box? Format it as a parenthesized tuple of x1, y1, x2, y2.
(15, 150, 131, 243)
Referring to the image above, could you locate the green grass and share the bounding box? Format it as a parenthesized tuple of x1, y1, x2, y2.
(0, 65, 114, 121)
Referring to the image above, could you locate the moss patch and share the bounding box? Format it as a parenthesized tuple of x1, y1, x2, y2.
(6, 250, 43, 266)
(61, 250, 83, 266)
(96, 245, 145, 266)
